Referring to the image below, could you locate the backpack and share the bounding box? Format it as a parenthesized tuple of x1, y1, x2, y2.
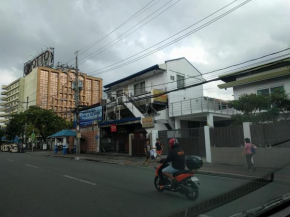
(251, 144, 256, 154)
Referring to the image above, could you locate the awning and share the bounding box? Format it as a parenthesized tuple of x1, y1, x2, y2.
(218, 68, 290, 89)
(47, 129, 77, 138)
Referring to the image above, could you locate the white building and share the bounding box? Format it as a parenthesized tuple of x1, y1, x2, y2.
(101, 57, 232, 154)
(218, 57, 290, 99)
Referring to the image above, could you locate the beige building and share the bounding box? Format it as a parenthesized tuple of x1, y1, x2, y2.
(0, 67, 103, 123)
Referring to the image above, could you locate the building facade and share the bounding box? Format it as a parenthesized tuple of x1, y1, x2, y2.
(0, 67, 103, 123)
(0, 78, 25, 124)
(218, 57, 290, 99)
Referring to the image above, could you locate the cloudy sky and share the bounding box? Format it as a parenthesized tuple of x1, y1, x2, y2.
(1, 0, 290, 100)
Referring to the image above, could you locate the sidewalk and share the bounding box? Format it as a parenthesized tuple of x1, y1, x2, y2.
(26, 151, 290, 185)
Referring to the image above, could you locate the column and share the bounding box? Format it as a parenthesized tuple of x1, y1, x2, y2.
(204, 126, 212, 163)
(175, 119, 181, 129)
(129, 134, 134, 156)
(243, 122, 252, 141)
(96, 127, 100, 153)
(207, 113, 214, 127)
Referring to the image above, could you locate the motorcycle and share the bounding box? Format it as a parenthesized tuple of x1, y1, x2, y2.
(154, 156, 203, 201)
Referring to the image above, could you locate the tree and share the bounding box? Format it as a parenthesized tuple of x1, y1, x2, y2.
(0, 127, 5, 144)
(5, 112, 26, 141)
(230, 91, 290, 125)
(24, 106, 70, 141)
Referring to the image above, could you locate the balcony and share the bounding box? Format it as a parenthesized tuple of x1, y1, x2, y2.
(0, 113, 6, 117)
(1, 85, 8, 90)
(1, 96, 7, 101)
(1, 91, 7, 95)
(0, 102, 6, 106)
(0, 108, 5, 112)
(169, 96, 236, 117)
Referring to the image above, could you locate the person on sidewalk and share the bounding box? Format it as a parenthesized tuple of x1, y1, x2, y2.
(143, 140, 151, 166)
(155, 138, 163, 160)
(161, 138, 185, 188)
(242, 138, 257, 171)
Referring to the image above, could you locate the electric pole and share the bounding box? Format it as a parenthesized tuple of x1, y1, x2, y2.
(75, 51, 81, 154)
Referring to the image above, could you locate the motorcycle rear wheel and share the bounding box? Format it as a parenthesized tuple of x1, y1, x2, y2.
(185, 182, 199, 201)
(154, 176, 164, 192)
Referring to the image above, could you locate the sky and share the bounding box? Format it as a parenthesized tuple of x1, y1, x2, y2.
(1, 0, 290, 101)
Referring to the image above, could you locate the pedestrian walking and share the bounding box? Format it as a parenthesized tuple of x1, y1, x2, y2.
(242, 138, 257, 171)
(143, 140, 151, 166)
(155, 138, 163, 160)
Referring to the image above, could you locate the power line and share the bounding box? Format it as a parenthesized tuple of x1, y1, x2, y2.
(65, 0, 158, 64)
(78, 0, 179, 65)
(86, 0, 244, 75)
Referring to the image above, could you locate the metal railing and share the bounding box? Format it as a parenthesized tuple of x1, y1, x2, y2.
(169, 96, 236, 117)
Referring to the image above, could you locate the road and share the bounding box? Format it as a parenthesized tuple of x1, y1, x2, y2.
(0, 152, 289, 217)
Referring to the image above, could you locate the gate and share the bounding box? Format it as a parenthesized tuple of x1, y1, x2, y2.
(159, 128, 206, 157)
(251, 121, 290, 147)
(210, 126, 244, 147)
(132, 135, 147, 156)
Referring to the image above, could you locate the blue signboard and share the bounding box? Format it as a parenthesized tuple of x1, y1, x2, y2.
(79, 106, 102, 127)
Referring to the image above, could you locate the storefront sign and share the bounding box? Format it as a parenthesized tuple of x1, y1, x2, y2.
(152, 89, 167, 104)
(80, 106, 102, 127)
(142, 117, 154, 128)
(111, 124, 117, 132)
(24, 48, 54, 76)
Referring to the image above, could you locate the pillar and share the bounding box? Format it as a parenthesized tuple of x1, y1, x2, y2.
(207, 113, 214, 127)
(204, 126, 212, 163)
(129, 134, 134, 156)
(54, 138, 57, 149)
(96, 127, 100, 153)
(243, 122, 252, 142)
(175, 119, 181, 129)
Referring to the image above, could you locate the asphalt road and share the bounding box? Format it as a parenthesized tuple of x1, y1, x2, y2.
(0, 152, 288, 217)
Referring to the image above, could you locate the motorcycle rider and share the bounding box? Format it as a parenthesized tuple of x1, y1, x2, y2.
(161, 138, 185, 187)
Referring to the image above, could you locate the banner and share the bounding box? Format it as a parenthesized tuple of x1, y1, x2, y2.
(80, 106, 102, 127)
(152, 89, 167, 104)
(110, 124, 117, 132)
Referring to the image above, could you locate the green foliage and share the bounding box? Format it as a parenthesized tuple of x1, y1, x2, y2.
(230, 91, 290, 125)
(4, 106, 70, 142)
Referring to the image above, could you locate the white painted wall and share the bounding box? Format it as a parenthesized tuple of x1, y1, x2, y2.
(233, 76, 290, 99)
(165, 58, 204, 104)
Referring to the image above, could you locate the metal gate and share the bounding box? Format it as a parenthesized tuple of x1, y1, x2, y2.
(132, 135, 147, 156)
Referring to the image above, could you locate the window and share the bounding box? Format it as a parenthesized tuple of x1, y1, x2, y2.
(134, 81, 145, 95)
(177, 74, 185, 89)
(257, 86, 284, 96)
(116, 90, 123, 97)
(170, 76, 175, 81)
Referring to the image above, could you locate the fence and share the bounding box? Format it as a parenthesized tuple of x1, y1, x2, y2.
(159, 128, 206, 157)
(210, 126, 245, 147)
(250, 121, 290, 147)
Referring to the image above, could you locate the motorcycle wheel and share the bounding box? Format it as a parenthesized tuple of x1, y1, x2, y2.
(154, 176, 164, 192)
(185, 182, 199, 201)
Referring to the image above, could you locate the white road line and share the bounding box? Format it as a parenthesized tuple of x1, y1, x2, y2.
(7, 159, 14, 162)
(26, 164, 39, 169)
(63, 175, 97, 186)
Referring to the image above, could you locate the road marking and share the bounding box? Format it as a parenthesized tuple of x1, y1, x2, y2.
(7, 159, 14, 162)
(26, 164, 39, 169)
(63, 175, 97, 186)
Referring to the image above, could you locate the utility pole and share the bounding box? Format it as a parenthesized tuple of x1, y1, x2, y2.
(74, 51, 81, 154)
(23, 97, 29, 145)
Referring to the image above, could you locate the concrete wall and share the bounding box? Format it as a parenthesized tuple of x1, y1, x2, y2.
(233, 76, 290, 99)
(211, 147, 290, 169)
(23, 68, 38, 107)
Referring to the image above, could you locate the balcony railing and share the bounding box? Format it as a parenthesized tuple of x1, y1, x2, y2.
(169, 96, 236, 117)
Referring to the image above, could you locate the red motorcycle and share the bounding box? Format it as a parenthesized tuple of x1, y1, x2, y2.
(154, 156, 203, 201)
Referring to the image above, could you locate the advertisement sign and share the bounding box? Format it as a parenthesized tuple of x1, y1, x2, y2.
(24, 48, 54, 76)
(142, 117, 154, 128)
(111, 124, 117, 132)
(79, 106, 102, 127)
(152, 89, 167, 104)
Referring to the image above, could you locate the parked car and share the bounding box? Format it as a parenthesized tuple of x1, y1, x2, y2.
(1, 144, 9, 152)
(9, 144, 18, 153)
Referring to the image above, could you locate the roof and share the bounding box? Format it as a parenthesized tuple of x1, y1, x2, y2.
(219, 57, 290, 82)
(104, 64, 160, 88)
(165, 57, 203, 77)
(47, 129, 77, 138)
